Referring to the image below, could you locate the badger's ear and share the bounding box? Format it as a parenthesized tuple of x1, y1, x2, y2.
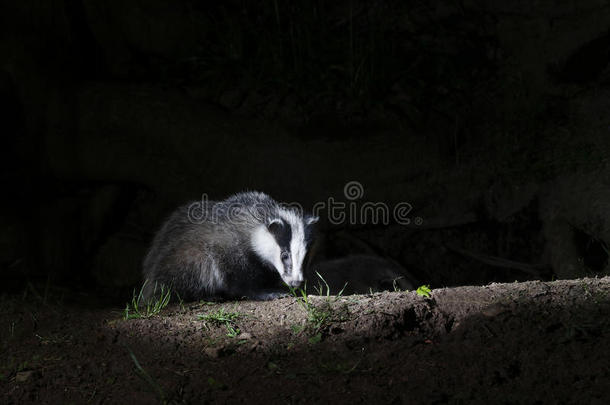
(305, 215, 319, 225)
(267, 218, 284, 234)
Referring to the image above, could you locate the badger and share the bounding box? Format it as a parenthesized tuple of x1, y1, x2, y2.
(142, 191, 318, 301)
(305, 254, 417, 295)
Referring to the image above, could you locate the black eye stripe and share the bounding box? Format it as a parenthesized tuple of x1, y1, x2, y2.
(268, 219, 292, 251)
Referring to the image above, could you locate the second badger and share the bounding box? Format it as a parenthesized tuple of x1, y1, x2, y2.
(142, 191, 318, 301)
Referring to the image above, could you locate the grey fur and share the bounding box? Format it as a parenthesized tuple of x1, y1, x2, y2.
(142, 191, 317, 301)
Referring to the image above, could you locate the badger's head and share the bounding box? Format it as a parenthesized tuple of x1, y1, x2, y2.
(251, 208, 318, 288)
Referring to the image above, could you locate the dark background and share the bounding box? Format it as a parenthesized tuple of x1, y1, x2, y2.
(3, 0, 610, 301)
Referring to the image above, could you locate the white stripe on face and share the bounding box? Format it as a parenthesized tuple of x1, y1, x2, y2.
(251, 225, 283, 276)
(250, 209, 308, 288)
(280, 209, 306, 286)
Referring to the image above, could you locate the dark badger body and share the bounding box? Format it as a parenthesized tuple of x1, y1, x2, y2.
(142, 191, 318, 301)
(306, 254, 417, 295)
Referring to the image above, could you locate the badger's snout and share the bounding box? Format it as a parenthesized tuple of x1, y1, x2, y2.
(286, 277, 303, 288)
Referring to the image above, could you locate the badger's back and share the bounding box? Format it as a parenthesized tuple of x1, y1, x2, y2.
(142, 192, 288, 301)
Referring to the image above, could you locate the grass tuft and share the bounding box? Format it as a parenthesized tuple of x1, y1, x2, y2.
(198, 307, 242, 338)
(124, 280, 171, 320)
(289, 273, 347, 340)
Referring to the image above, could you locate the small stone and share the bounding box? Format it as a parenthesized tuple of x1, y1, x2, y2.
(482, 303, 507, 317)
(15, 371, 34, 383)
(237, 332, 252, 340)
(204, 347, 221, 358)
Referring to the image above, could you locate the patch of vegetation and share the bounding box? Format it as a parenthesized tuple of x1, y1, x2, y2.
(289, 272, 348, 342)
(198, 307, 243, 338)
(312, 271, 348, 299)
(393, 277, 405, 292)
(124, 281, 171, 320)
(416, 285, 432, 298)
(579, 280, 609, 305)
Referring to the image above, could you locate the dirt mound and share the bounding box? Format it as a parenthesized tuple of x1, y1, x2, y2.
(2, 277, 609, 404)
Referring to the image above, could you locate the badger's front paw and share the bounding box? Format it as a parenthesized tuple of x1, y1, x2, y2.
(254, 291, 290, 301)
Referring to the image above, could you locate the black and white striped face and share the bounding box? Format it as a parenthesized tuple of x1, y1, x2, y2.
(251, 209, 318, 288)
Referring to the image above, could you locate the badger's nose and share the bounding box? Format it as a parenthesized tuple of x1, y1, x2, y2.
(289, 279, 303, 288)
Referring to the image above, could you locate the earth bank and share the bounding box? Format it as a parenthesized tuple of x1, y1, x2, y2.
(1, 277, 609, 404)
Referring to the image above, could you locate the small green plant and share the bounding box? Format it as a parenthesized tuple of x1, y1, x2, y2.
(226, 323, 240, 338)
(124, 280, 171, 320)
(392, 276, 406, 292)
(288, 273, 347, 340)
(174, 292, 186, 312)
(198, 308, 242, 337)
(416, 285, 432, 298)
(312, 271, 347, 298)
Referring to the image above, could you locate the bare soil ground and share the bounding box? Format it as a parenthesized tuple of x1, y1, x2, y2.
(2, 277, 609, 404)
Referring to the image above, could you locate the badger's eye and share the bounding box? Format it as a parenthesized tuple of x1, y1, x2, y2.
(280, 251, 290, 262)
